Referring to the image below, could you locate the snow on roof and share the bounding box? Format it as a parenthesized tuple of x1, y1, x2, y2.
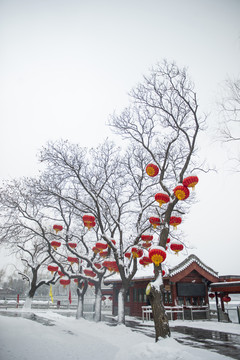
(169, 254, 219, 278)
(104, 263, 155, 283)
(211, 280, 240, 287)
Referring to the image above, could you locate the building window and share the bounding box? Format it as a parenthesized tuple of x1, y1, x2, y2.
(168, 291, 172, 303)
(192, 297, 198, 306)
(186, 297, 191, 306)
(177, 296, 206, 306)
(133, 288, 137, 302)
(178, 297, 184, 305)
(164, 292, 168, 304)
(137, 288, 143, 302)
(133, 288, 147, 303)
(199, 297, 206, 306)
(126, 289, 130, 303)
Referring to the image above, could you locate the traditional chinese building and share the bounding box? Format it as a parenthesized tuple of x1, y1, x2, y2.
(104, 254, 220, 319)
(210, 275, 240, 320)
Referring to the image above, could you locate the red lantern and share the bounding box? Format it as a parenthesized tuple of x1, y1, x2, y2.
(131, 247, 143, 259)
(60, 277, 70, 288)
(88, 281, 95, 287)
(170, 240, 184, 254)
(99, 251, 108, 258)
(149, 216, 161, 229)
(109, 296, 113, 301)
(142, 242, 151, 249)
(139, 258, 147, 266)
(85, 221, 96, 230)
(67, 256, 79, 265)
(173, 185, 190, 201)
(68, 242, 77, 249)
(84, 269, 96, 278)
(155, 193, 170, 207)
(47, 264, 58, 274)
(141, 234, 153, 242)
(53, 224, 63, 233)
(223, 295, 231, 303)
(162, 270, 166, 276)
(82, 214, 96, 230)
(50, 240, 61, 250)
(103, 261, 119, 272)
(92, 246, 100, 254)
(167, 238, 170, 244)
(94, 263, 102, 269)
(102, 260, 110, 269)
(74, 278, 78, 284)
(146, 163, 159, 177)
(58, 270, 64, 277)
(183, 176, 199, 190)
(139, 256, 152, 266)
(102, 296, 106, 301)
(209, 293, 215, 299)
(149, 246, 166, 266)
(111, 261, 119, 272)
(169, 216, 182, 230)
(95, 242, 108, 251)
(124, 252, 131, 259)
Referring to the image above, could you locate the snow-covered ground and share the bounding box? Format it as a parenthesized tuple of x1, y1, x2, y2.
(0, 309, 239, 360)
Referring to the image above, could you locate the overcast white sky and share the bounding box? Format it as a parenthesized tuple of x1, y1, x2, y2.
(0, 0, 240, 276)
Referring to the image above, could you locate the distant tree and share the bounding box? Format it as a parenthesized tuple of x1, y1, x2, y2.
(218, 77, 240, 170)
(4, 275, 27, 295)
(0, 177, 107, 319)
(109, 60, 204, 341)
(17, 239, 58, 309)
(0, 269, 5, 284)
(0, 179, 60, 308)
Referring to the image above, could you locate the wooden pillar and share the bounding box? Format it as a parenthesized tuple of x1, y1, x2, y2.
(205, 283, 209, 305)
(171, 282, 178, 320)
(215, 291, 220, 322)
(171, 282, 177, 305)
(129, 283, 134, 316)
(220, 294, 225, 312)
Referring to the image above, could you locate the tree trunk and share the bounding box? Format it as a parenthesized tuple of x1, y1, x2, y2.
(94, 285, 102, 322)
(23, 279, 37, 310)
(75, 280, 88, 319)
(117, 287, 125, 324)
(149, 273, 170, 341)
(76, 292, 84, 319)
(23, 295, 33, 310)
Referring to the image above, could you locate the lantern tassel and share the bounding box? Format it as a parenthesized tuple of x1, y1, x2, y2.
(69, 289, 72, 304)
(49, 285, 53, 303)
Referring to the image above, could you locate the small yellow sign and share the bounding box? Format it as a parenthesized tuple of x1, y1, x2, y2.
(146, 282, 151, 295)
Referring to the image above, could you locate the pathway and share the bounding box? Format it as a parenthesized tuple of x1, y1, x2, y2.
(105, 316, 240, 360)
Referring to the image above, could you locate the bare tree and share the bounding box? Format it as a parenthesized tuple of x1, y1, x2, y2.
(17, 239, 58, 309)
(218, 77, 240, 170)
(0, 177, 106, 319)
(39, 139, 159, 324)
(0, 63, 203, 337)
(109, 60, 204, 340)
(0, 179, 60, 308)
(0, 269, 6, 284)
